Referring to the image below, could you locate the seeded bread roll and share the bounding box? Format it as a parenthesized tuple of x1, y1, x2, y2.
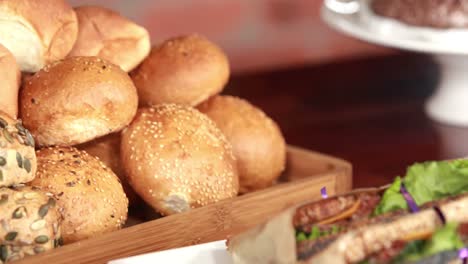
(29, 147, 128, 244)
(77, 133, 140, 205)
(0, 0, 78, 72)
(20, 57, 138, 147)
(0, 186, 62, 263)
(197, 96, 286, 193)
(69, 6, 151, 72)
(121, 104, 239, 216)
(0, 45, 20, 118)
(131, 34, 229, 106)
(0, 112, 36, 188)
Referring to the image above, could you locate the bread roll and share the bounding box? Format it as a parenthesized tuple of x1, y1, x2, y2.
(20, 56, 138, 147)
(131, 34, 229, 106)
(121, 104, 239, 216)
(69, 6, 151, 72)
(29, 147, 128, 244)
(0, 0, 78, 72)
(77, 133, 140, 205)
(0, 186, 62, 263)
(197, 96, 286, 193)
(0, 111, 36, 188)
(0, 45, 20, 118)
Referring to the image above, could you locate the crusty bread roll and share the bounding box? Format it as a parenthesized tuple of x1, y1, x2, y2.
(131, 34, 229, 106)
(77, 133, 140, 205)
(68, 6, 151, 72)
(121, 104, 239, 215)
(197, 96, 286, 193)
(20, 56, 138, 147)
(29, 147, 128, 244)
(0, 186, 62, 263)
(0, 111, 36, 188)
(0, 0, 78, 72)
(0, 44, 20, 118)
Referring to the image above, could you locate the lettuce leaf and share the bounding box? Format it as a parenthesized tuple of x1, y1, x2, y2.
(373, 177, 407, 215)
(374, 160, 468, 215)
(405, 160, 468, 205)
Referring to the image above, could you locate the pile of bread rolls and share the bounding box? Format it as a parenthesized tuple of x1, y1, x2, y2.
(0, 0, 286, 262)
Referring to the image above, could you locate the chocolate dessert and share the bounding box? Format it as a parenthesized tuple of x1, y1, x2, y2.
(371, 0, 468, 29)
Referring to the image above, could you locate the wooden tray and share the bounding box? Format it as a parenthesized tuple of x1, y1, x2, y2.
(17, 145, 352, 264)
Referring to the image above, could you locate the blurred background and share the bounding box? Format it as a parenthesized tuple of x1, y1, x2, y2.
(69, 0, 392, 73)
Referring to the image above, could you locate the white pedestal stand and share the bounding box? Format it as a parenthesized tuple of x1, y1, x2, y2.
(322, 0, 468, 126)
(427, 55, 468, 126)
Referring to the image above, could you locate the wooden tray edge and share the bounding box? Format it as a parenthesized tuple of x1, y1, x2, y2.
(16, 145, 352, 264)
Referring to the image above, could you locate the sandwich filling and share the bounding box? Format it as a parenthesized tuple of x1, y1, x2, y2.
(294, 159, 468, 262)
(359, 222, 468, 264)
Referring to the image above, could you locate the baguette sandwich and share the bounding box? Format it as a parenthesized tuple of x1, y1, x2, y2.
(228, 160, 468, 264)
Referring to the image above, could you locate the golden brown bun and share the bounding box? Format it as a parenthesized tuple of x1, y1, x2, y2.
(0, 186, 62, 262)
(197, 96, 286, 193)
(77, 133, 140, 205)
(0, 111, 36, 188)
(0, 0, 78, 72)
(29, 147, 128, 244)
(69, 6, 151, 72)
(121, 104, 239, 216)
(20, 56, 138, 147)
(0, 45, 20, 118)
(131, 34, 229, 106)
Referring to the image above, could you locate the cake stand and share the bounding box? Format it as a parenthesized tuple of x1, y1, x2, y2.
(322, 0, 468, 126)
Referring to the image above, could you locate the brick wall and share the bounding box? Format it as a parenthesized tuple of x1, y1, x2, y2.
(69, 0, 392, 73)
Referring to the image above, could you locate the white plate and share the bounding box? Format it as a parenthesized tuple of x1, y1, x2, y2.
(321, 0, 468, 55)
(108, 240, 232, 264)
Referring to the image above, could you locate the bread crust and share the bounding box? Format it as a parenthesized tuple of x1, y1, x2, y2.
(0, 0, 78, 72)
(0, 111, 36, 188)
(0, 186, 62, 263)
(121, 104, 239, 215)
(197, 96, 286, 193)
(0, 45, 20, 118)
(20, 56, 138, 147)
(77, 133, 140, 205)
(29, 146, 128, 244)
(69, 6, 150, 72)
(131, 34, 229, 106)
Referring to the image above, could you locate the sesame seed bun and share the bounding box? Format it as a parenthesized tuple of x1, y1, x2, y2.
(131, 34, 229, 106)
(121, 104, 239, 216)
(77, 133, 140, 205)
(0, 44, 20, 118)
(0, 111, 36, 188)
(68, 6, 151, 72)
(197, 96, 286, 193)
(0, 0, 78, 72)
(0, 186, 62, 262)
(29, 147, 128, 244)
(20, 56, 138, 147)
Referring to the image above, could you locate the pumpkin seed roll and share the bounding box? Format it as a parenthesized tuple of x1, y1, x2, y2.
(0, 111, 36, 188)
(0, 186, 62, 263)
